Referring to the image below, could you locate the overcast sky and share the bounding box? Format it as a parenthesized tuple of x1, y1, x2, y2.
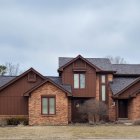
(0, 0, 140, 75)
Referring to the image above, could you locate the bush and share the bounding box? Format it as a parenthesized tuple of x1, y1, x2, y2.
(78, 99, 108, 124)
(7, 117, 28, 126)
(133, 120, 140, 125)
(0, 119, 7, 126)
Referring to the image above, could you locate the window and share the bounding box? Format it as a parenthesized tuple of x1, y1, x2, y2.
(41, 97, 55, 115)
(101, 75, 106, 83)
(101, 75, 106, 101)
(74, 73, 85, 89)
(80, 74, 85, 88)
(101, 85, 106, 101)
(74, 74, 79, 88)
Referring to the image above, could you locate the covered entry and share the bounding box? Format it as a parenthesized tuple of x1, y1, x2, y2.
(71, 98, 88, 123)
(118, 99, 128, 118)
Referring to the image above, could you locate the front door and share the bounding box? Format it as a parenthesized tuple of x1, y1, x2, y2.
(71, 99, 88, 123)
(118, 100, 128, 118)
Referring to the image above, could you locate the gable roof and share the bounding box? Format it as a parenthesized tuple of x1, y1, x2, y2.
(59, 57, 140, 75)
(0, 76, 16, 87)
(24, 77, 72, 96)
(45, 76, 72, 93)
(0, 75, 71, 96)
(0, 68, 45, 91)
(58, 55, 113, 72)
(87, 58, 113, 71)
(112, 64, 140, 75)
(110, 77, 137, 95)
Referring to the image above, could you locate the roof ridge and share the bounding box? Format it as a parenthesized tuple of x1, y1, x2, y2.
(112, 64, 140, 65)
(45, 76, 60, 78)
(59, 57, 73, 59)
(0, 75, 17, 77)
(87, 58, 109, 59)
(59, 57, 110, 59)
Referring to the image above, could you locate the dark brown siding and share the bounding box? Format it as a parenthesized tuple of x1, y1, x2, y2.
(0, 74, 44, 115)
(62, 58, 96, 97)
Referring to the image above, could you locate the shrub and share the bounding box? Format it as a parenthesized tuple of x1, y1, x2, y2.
(133, 120, 140, 125)
(7, 117, 28, 125)
(78, 99, 108, 124)
(0, 119, 7, 126)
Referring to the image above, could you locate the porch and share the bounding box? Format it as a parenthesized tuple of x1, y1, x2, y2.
(116, 95, 140, 121)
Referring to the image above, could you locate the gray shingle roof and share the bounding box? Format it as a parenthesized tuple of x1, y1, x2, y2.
(0, 76, 16, 87)
(110, 77, 137, 95)
(112, 64, 140, 75)
(0, 75, 71, 94)
(87, 58, 112, 71)
(59, 57, 73, 68)
(46, 76, 72, 93)
(59, 57, 140, 75)
(59, 57, 113, 71)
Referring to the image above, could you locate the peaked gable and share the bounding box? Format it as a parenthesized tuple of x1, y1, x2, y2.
(0, 68, 45, 91)
(24, 78, 72, 97)
(58, 55, 101, 72)
(113, 77, 140, 98)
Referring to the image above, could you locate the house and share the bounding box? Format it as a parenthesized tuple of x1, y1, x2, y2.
(0, 55, 140, 125)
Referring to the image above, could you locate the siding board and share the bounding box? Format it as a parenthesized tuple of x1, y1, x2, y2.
(62, 59, 96, 97)
(0, 74, 44, 115)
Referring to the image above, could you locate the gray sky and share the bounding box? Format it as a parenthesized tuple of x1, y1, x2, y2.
(0, 0, 140, 76)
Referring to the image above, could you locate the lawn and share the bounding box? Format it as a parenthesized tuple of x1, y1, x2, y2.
(0, 125, 140, 140)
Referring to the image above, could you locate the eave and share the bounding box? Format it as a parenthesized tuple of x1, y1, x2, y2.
(24, 78, 72, 97)
(0, 68, 45, 92)
(58, 55, 102, 72)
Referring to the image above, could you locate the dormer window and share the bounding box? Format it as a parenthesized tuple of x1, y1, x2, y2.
(74, 73, 85, 89)
(28, 72, 36, 82)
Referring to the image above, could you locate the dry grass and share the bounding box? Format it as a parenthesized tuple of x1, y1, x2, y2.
(0, 125, 140, 139)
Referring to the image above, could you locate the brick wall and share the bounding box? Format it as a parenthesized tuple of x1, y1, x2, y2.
(96, 75, 100, 101)
(95, 74, 116, 121)
(68, 99, 72, 123)
(29, 82, 69, 125)
(128, 94, 140, 120)
(107, 74, 116, 121)
(108, 88, 116, 121)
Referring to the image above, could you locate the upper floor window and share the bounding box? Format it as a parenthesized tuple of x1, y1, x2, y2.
(101, 75, 106, 83)
(101, 75, 106, 101)
(74, 73, 85, 89)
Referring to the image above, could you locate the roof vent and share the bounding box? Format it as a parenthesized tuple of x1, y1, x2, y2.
(28, 71, 36, 82)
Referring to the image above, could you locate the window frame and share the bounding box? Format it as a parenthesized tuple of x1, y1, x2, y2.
(101, 84, 106, 101)
(74, 73, 86, 89)
(41, 96, 56, 115)
(100, 75, 107, 102)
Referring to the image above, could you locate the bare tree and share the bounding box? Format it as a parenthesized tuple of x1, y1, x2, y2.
(106, 55, 127, 64)
(78, 99, 108, 124)
(0, 65, 7, 75)
(5, 63, 20, 76)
